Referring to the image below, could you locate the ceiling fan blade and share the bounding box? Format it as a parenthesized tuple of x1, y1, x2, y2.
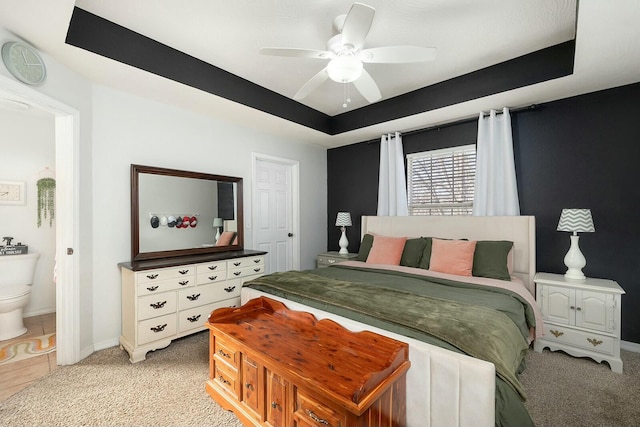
(340, 3, 375, 50)
(259, 47, 333, 60)
(294, 68, 330, 100)
(353, 69, 381, 103)
(360, 46, 437, 63)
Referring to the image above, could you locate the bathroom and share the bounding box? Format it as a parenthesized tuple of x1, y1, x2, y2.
(0, 104, 56, 339)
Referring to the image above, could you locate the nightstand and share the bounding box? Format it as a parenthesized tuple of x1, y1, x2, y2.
(317, 251, 358, 268)
(533, 272, 625, 373)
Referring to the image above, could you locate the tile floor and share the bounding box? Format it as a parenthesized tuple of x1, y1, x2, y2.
(0, 313, 57, 402)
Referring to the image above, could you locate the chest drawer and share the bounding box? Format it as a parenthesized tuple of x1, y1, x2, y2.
(294, 389, 345, 427)
(213, 363, 238, 398)
(214, 337, 239, 370)
(137, 292, 177, 321)
(136, 266, 195, 284)
(542, 323, 615, 355)
(179, 299, 240, 333)
(137, 277, 193, 296)
(178, 280, 242, 310)
(137, 313, 177, 345)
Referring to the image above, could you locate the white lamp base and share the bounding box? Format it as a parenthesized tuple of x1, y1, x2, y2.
(564, 234, 586, 280)
(338, 227, 349, 254)
(215, 228, 221, 243)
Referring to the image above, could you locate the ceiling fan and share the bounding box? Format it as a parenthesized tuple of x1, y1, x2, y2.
(259, 2, 437, 105)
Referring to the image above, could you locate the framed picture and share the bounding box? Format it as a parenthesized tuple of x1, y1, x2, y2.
(0, 180, 26, 205)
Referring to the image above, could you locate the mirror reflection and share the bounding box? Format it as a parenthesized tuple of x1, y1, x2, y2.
(131, 165, 243, 261)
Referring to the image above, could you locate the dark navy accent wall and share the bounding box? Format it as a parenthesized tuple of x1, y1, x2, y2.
(327, 82, 640, 344)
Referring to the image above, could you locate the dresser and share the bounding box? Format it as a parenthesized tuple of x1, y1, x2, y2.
(533, 272, 625, 373)
(118, 250, 266, 363)
(316, 251, 358, 268)
(206, 297, 410, 427)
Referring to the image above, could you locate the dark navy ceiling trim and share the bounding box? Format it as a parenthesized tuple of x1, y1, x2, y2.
(65, 6, 575, 136)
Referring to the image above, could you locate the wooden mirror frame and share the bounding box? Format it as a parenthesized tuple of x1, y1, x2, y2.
(131, 164, 243, 261)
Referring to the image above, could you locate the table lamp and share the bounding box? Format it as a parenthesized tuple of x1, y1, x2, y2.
(557, 208, 595, 280)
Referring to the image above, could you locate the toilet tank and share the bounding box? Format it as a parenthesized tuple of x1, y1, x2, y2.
(0, 253, 40, 287)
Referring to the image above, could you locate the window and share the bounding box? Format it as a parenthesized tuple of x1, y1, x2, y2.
(406, 145, 476, 215)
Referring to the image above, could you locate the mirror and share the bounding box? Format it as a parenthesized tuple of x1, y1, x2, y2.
(131, 164, 243, 261)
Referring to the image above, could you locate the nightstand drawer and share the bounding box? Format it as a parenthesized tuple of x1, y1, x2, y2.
(542, 324, 614, 355)
(317, 252, 357, 268)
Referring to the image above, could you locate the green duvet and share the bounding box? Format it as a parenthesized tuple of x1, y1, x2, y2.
(245, 264, 535, 427)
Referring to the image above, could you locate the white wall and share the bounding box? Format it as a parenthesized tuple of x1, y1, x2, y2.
(0, 110, 56, 316)
(90, 85, 328, 349)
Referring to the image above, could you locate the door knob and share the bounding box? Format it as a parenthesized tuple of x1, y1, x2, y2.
(288, 233, 293, 237)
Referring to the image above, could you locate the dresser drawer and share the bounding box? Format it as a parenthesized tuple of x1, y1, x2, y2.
(178, 280, 242, 310)
(137, 313, 177, 345)
(137, 292, 177, 321)
(213, 363, 239, 398)
(227, 256, 264, 270)
(196, 261, 227, 276)
(543, 324, 615, 355)
(136, 265, 195, 284)
(137, 277, 194, 296)
(179, 299, 240, 333)
(196, 272, 226, 285)
(228, 265, 265, 280)
(294, 389, 345, 427)
(214, 337, 239, 370)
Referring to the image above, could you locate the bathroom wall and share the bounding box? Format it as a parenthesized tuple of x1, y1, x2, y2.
(0, 108, 56, 316)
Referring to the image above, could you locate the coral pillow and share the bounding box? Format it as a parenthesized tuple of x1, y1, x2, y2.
(429, 238, 477, 276)
(366, 236, 407, 265)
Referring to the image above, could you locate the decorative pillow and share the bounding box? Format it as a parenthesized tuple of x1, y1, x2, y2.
(356, 233, 374, 261)
(428, 238, 477, 276)
(366, 235, 407, 265)
(472, 240, 514, 281)
(400, 237, 428, 268)
(215, 231, 236, 246)
(418, 237, 433, 269)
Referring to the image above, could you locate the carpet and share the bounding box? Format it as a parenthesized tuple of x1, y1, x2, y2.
(0, 333, 56, 365)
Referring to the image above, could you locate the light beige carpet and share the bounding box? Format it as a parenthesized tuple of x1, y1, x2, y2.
(0, 333, 56, 366)
(1, 329, 639, 427)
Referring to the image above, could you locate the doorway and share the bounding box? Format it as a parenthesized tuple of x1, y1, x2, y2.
(0, 75, 80, 365)
(251, 153, 299, 273)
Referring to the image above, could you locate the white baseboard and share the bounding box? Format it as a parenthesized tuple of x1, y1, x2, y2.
(621, 340, 640, 353)
(93, 337, 120, 352)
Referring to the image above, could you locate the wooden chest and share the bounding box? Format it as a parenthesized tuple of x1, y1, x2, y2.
(205, 296, 410, 427)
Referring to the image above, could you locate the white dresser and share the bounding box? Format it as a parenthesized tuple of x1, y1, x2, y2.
(119, 251, 266, 363)
(533, 272, 625, 373)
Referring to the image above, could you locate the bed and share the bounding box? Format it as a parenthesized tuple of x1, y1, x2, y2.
(241, 215, 541, 427)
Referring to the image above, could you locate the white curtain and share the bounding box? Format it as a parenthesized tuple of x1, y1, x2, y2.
(377, 132, 408, 216)
(473, 107, 520, 216)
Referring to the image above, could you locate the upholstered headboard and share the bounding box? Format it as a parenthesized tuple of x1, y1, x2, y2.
(361, 215, 536, 295)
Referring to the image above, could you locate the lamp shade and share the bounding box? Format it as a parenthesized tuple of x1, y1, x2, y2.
(213, 217, 223, 227)
(326, 56, 363, 83)
(335, 212, 352, 227)
(557, 209, 595, 233)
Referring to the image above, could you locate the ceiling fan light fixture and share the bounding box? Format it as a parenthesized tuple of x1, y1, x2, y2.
(326, 55, 363, 83)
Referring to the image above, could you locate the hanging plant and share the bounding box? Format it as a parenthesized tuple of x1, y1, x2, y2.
(37, 178, 56, 228)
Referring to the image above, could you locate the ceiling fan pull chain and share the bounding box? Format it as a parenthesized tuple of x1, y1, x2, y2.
(342, 83, 352, 108)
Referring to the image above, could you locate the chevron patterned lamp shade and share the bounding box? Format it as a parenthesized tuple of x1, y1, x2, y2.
(557, 209, 595, 280)
(557, 209, 595, 233)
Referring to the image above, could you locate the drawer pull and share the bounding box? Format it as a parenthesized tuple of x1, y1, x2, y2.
(187, 314, 201, 323)
(208, 275, 218, 281)
(150, 324, 167, 333)
(224, 286, 236, 293)
(245, 383, 254, 391)
(233, 262, 241, 267)
(218, 376, 231, 386)
(146, 274, 158, 280)
(233, 271, 241, 276)
(271, 402, 280, 409)
(550, 330, 564, 338)
(306, 409, 329, 425)
(146, 285, 159, 292)
(328, 259, 336, 263)
(208, 265, 218, 270)
(187, 293, 201, 301)
(178, 269, 189, 275)
(179, 280, 189, 286)
(253, 268, 261, 273)
(588, 338, 603, 347)
(253, 259, 261, 263)
(218, 349, 231, 359)
(150, 301, 166, 309)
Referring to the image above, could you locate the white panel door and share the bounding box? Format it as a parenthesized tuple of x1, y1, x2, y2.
(254, 158, 293, 273)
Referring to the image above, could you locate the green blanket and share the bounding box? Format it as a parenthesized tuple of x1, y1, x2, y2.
(246, 269, 529, 399)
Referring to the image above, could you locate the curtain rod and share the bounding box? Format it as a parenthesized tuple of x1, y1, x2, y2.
(367, 104, 539, 143)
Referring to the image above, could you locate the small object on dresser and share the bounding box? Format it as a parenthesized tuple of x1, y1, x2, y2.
(335, 212, 352, 254)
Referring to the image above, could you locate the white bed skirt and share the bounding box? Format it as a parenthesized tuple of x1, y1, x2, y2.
(241, 287, 495, 427)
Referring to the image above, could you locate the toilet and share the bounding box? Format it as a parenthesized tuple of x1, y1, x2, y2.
(0, 252, 40, 341)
